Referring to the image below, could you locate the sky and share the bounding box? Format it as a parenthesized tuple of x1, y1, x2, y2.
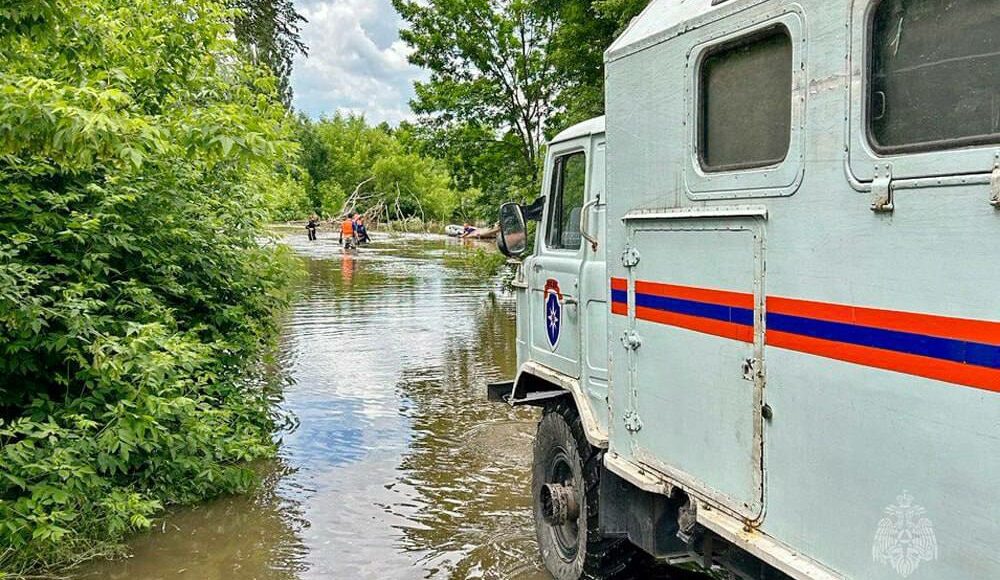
(290, 0, 428, 125)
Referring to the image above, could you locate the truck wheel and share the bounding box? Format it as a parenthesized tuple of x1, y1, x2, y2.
(533, 401, 638, 580)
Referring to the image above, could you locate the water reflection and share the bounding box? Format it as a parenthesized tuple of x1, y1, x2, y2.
(394, 295, 543, 579)
(72, 232, 542, 579)
(71, 460, 308, 580)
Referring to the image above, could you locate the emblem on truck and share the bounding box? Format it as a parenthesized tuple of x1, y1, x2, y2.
(543, 278, 562, 349)
(872, 491, 938, 577)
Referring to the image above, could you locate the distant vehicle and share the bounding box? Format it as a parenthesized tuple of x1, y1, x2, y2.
(490, 0, 999, 579)
(445, 224, 465, 237)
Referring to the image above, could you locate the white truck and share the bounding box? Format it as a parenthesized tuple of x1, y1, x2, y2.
(489, 0, 1000, 579)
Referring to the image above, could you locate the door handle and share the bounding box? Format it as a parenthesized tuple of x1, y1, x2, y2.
(579, 197, 600, 252)
(532, 263, 543, 272)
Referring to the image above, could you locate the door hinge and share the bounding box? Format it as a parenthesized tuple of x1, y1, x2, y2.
(870, 164, 894, 213)
(621, 330, 642, 350)
(623, 409, 643, 433)
(621, 247, 641, 268)
(742, 357, 762, 381)
(990, 154, 999, 208)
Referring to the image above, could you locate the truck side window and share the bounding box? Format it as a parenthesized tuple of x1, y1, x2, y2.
(698, 26, 792, 172)
(869, 0, 999, 153)
(546, 152, 586, 251)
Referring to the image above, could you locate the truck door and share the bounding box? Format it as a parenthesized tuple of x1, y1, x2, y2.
(622, 214, 766, 521)
(525, 146, 588, 379)
(579, 142, 610, 429)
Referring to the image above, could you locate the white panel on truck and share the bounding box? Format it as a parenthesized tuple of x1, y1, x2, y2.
(623, 218, 764, 519)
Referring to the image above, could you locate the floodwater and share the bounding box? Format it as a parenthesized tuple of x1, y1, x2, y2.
(71, 231, 705, 580)
(73, 231, 548, 580)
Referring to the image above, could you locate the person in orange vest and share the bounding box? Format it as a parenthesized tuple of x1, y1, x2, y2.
(339, 212, 357, 248)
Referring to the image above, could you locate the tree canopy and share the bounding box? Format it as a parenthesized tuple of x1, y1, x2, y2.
(394, 0, 559, 172)
(230, 0, 308, 106)
(260, 0, 650, 223)
(392, 0, 648, 215)
(536, 0, 647, 128)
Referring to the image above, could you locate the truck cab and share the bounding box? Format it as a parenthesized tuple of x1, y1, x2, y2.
(493, 117, 624, 580)
(502, 118, 611, 440)
(492, 1, 999, 579)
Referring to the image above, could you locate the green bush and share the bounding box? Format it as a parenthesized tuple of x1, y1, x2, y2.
(314, 178, 347, 218)
(263, 166, 312, 222)
(0, 0, 300, 573)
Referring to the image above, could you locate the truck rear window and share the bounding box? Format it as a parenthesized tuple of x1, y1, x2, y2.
(698, 27, 793, 172)
(869, 0, 1000, 153)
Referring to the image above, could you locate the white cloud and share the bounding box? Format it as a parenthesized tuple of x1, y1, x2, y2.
(291, 0, 428, 125)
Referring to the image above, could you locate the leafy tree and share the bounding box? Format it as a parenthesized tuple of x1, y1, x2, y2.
(534, 0, 647, 131)
(397, 120, 535, 220)
(373, 152, 459, 221)
(231, 0, 308, 106)
(392, 0, 648, 219)
(313, 114, 399, 201)
(393, 0, 559, 185)
(261, 163, 312, 220)
(0, 0, 301, 572)
(314, 178, 347, 217)
(295, 114, 469, 222)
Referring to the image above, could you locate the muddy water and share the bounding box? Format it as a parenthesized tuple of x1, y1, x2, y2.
(74, 232, 548, 580)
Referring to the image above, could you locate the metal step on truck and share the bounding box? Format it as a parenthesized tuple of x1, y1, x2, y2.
(487, 0, 1000, 578)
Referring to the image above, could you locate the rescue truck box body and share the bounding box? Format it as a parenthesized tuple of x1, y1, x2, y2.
(494, 0, 1000, 578)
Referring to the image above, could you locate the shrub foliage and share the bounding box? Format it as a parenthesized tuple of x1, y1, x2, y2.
(0, 0, 300, 572)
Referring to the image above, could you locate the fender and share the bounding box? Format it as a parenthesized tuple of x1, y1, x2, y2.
(490, 361, 609, 449)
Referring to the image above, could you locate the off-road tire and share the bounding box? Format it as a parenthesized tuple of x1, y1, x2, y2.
(533, 400, 640, 579)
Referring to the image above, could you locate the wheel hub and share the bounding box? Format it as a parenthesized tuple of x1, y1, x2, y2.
(540, 482, 579, 526)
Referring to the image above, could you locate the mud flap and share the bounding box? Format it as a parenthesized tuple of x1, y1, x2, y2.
(487, 379, 568, 407)
(599, 468, 687, 559)
(486, 380, 514, 403)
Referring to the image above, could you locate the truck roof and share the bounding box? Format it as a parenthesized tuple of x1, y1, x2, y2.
(607, 0, 765, 62)
(550, 116, 606, 145)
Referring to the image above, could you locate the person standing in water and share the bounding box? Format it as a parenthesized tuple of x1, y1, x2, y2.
(306, 214, 319, 241)
(356, 216, 371, 244)
(340, 212, 357, 249)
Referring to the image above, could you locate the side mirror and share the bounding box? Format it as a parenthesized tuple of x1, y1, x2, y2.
(497, 202, 527, 258)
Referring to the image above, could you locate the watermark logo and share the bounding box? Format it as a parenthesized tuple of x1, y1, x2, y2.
(872, 491, 938, 577)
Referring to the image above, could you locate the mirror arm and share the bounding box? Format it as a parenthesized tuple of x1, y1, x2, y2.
(579, 196, 600, 252)
(521, 196, 545, 222)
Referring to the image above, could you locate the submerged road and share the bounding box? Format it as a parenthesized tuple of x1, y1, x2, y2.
(72, 230, 709, 580)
